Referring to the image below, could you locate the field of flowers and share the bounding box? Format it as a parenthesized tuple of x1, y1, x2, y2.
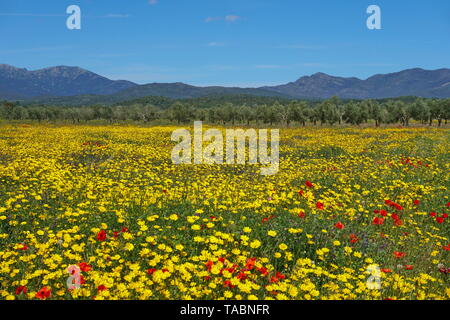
(0, 123, 449, 300)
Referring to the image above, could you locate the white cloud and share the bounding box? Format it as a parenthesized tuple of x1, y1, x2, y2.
(205, 15, 241, 23)
(148, 0, 158, 5)
(205, 16, 222, 23)
(225, 15, 240, 22)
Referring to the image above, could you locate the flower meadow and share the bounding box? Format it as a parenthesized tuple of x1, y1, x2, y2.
(0, 124, 449, 300)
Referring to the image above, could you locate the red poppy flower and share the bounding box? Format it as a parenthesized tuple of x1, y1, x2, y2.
(372, 217, 384, 225)
(349, 234, 359, 244)
(436, 217, 444, 224)
(381, 268, 392, 273)
(380, 210, 388, 217)
(35, 287, 51, 300)
(413, 200, 420, 206)
(237, 272, 247, 280)
(298, 190, 304, 196)
(78, 262, 92, 272)
(205, 261, 213, 271)
(262, 217, 269, 223)
(305, 181, 314, 188)
(121, 227, 129, 233)
(334, 222, 344, 230)
(298, 211, 306, 219)
(270, 276, 279, 283)
(258, 267, 269, 276)
(223, 280, 235, 288)
(386, 200, 403, 211)
(147, 268, 157, 275)
(316, 202, 325, 210)
(430, 212, 437, 217)
(276, 272, 285, 280)
(97, 285, 107, 292)
(446, 202, 450, 207)
(394, 251, 406, 258)
(245, 258, 257, 270)
(96, 230, 107, 241)
(443, 244, 450, 251)
(443, 214, 449, 219)
(405, 265, 414, 270)
(15, 286, 27, 295)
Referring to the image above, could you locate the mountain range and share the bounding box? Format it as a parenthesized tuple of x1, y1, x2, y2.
(1, 64, 450, 105)
(264, 69, 450, 99)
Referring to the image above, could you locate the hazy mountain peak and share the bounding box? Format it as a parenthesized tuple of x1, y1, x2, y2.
(0, 63, 22, 69)
(311, 72, 330, 77)
(0, 64, 137, 98)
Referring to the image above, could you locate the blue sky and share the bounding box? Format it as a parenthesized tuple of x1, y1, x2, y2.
(1, 0, 449, 87)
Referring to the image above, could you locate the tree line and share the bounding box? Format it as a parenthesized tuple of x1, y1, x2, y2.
(1, 96, 449, 127)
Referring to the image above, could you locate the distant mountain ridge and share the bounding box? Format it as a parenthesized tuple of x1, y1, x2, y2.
(1, 64, 450, 105)
(264, 68, 450, 99)
(110, 82, 289, 100)
(0, 64, 137, 99)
